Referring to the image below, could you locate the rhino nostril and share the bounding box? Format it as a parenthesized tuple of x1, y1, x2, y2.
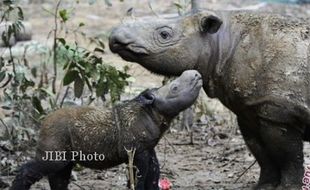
(110, 36, 126, 48)
(109, 29, 133, 51)
(195, 72, 202, 79)
(192, 73, 201, 80)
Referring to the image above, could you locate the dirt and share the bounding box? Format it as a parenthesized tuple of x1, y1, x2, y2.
(1, 0, 310, 190)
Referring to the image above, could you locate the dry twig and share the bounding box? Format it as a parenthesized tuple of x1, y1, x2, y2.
(235, 160, 257, 183)
(125, 147, 136, 190)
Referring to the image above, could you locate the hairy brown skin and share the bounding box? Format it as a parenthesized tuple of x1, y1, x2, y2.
(10, 70, 202, 190)
(109, 8, 310, 190)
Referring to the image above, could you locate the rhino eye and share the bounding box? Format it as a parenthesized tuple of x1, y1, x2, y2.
(160, 31, 170, 39)
(170, 84, 178, 93)
(155, 27, 174, 45)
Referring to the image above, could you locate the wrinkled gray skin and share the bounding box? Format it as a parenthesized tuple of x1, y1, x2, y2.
(109, 9, 310, 190)
(10, 70, 202, 190)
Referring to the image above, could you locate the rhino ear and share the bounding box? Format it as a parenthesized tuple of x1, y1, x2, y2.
(139, 90, 155, 105)
(200, 15, 222, 34)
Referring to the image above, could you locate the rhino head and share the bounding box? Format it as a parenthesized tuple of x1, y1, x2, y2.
(138, 70, 202, 118)
(109, 5, 223, 77)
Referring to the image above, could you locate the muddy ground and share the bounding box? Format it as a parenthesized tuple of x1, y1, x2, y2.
(1, 0, 310, 189)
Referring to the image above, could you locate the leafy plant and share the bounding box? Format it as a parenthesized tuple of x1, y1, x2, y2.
(0, 0, 130, 151)
(58, 39, 130, 103)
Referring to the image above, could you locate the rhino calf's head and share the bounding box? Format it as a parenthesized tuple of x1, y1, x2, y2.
(139, 70, 202, 118)
(109, 11, 222, 76)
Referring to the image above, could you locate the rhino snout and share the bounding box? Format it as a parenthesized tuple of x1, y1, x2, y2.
(183, 70, 203, 90)
(109, 28, 149, 55)
(182, 70, 202, 81)
(109, 28, 133, 52)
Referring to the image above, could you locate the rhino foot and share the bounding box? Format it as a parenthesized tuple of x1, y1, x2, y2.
(275, 184, 301, 190)
(254, 183, 277, 190)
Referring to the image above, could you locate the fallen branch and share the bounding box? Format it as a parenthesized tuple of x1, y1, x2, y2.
(71, 182, 87, 190)
(234, 160, 257, 183)
(163, 136, 177, 154)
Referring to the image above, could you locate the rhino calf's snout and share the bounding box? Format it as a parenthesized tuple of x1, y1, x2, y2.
(193, 71, 201, 80)
(183, 70, 202, 83)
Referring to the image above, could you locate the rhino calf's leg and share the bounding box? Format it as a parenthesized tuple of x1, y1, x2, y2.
(10, 160, 72, 190)
(259, 119, 303, 190)
(48, 162, 73, 190)
(10, 160, 44, 190)
(130, 149, 159, 190)
(144, 149, 160, 190)
(238, 118, 280, 190)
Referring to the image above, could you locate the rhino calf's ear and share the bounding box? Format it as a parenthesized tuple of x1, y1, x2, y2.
(139, 90, 155, 105)
(200, 15, 223, 34)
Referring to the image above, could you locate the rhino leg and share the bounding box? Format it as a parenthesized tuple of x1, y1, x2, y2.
(48, 162, 73, 190)
(10, 160, 72, 190)
(144, 149, 160, 190)
(238, 118, 280, 189)
(259, 119, 303, 190)
(131, 149, 160, 190)
(10, 160, 44, 190)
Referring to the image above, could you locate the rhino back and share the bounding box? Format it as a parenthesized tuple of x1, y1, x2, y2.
(213, 12, 310, 125)
(77, 102, 161, 169)
(37, 102, 162, 169)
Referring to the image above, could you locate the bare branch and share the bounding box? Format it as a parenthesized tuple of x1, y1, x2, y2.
(52, 0, 61, 94)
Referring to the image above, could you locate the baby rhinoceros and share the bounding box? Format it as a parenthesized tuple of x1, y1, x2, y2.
(10, 70, 202, 190)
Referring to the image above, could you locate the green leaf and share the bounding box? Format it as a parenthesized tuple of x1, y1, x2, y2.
(98, 40, 105, 49)
(173, 3, 183, 9)
(79, 22, 85, 27)
(74, 76, 84, 98)
(95, 81, 108, 97)
(94, 47, 104, 54)
(0, 71, 6, 83)
(63, 70, 78, 85)
(20, 77, 35, 92)
(59, 9, 69, 22)
(0, 57, 4, 70)
(17, 7, 24, 20)
(32, 96, 45, 115)
(58, 38, 66, 45)
(39, 88, 55, 97)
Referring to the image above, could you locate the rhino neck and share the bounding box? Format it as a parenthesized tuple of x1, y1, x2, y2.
(143, 105, 172, 135)
(120, 100, 170, 150)
(200, 11, 244, 105)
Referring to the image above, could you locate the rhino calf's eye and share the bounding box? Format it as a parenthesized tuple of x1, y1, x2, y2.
(170, 85, 178, 93)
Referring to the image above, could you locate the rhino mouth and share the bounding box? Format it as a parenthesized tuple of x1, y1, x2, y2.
(110, 42, 149, 58)
(192, 78, 203, 90)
